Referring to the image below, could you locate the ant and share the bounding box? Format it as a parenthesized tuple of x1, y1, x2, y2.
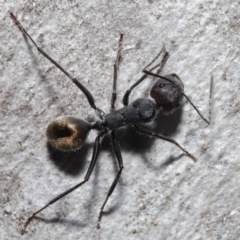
(10, 12, 211, 234)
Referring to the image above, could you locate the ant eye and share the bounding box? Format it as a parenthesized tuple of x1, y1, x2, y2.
(159, 84, 165, 88)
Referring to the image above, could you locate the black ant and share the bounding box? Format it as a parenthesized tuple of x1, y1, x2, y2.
(10, 12, 210, 234)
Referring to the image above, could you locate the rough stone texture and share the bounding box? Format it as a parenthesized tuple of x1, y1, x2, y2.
(1, 1, 240, 239)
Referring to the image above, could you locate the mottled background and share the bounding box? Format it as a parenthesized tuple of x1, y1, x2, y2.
(0, 1, 240, 239)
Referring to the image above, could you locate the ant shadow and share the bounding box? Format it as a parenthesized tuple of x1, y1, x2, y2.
(47, 142, 91, 176)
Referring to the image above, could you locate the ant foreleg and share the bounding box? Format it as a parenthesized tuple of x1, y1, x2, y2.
(133, 124, 196, 162)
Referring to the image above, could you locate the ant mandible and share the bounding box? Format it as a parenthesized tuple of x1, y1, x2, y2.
(10, 12, 210, 234)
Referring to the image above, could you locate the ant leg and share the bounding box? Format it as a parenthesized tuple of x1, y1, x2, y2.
(133, 124, 196, 162)
(123, 45, 169, 106)
(111, 34, 124, 110)
(10, 13, 104, 118)
(97, 130, 123, 228)
(21, 131, 107, 235)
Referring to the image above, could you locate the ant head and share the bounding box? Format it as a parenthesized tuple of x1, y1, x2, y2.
(150, 73, 184, 113)
(46, 116, 90, 151)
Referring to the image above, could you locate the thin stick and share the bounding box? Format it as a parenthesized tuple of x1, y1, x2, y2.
(208, 75, 213, 124)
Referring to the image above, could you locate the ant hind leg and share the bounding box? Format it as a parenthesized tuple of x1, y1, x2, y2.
(97, 130, 123, 228)
(21, 131, 107, 234)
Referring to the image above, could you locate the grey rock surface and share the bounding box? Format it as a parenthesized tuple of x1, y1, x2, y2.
(0, 1, 239, 239)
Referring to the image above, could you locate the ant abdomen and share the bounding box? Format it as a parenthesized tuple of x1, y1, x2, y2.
(46, 116, 90, 151)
